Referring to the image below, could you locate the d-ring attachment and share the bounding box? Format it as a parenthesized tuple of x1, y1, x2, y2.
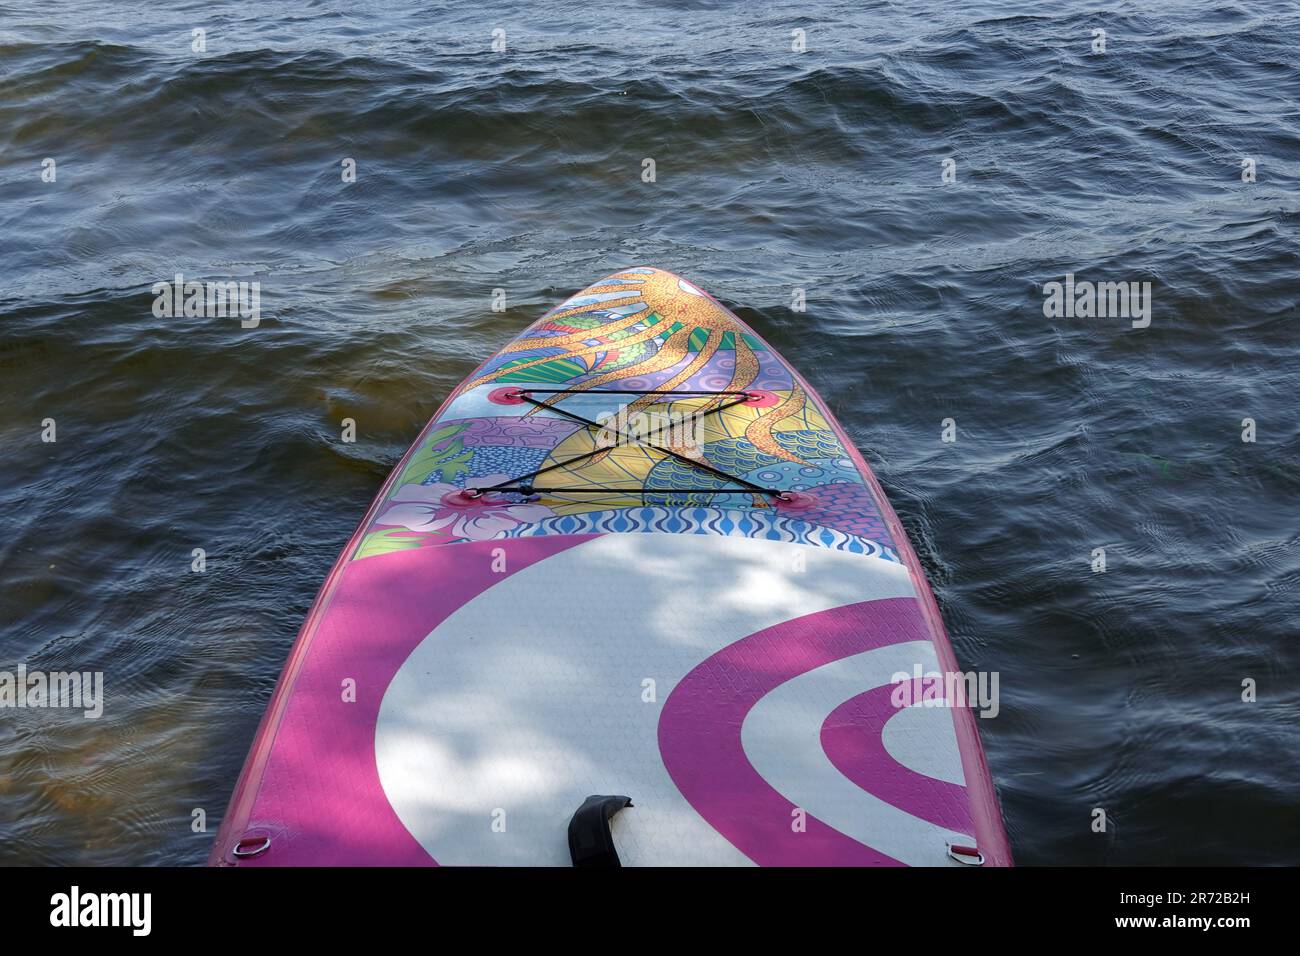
(946, 843, 985, 866)
(233, 835, 271, 859)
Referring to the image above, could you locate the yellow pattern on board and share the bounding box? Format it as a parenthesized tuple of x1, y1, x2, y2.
(463, 268, 812, 464)
(532, 393, 827, 514)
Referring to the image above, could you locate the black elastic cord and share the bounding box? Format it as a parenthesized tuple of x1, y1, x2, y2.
(516, 388, 753, 396)
(483, 486, 775, 495)
(469, 389, 789, 500)
(499, 393, 778, 496)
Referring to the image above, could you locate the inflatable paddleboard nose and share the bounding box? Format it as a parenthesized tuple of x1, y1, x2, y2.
(209, 265, 1013, 867)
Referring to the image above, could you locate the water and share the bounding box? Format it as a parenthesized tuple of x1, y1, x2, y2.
(1, 0, 1297, 866)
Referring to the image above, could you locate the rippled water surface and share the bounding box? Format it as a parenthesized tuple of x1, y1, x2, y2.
(1, 0, 1297, 865)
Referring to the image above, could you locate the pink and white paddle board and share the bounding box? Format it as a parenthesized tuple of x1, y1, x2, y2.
(210, 267, 1011, 866)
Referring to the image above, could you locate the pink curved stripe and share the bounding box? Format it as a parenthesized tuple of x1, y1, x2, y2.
(659, 597, 970, 866)
(667, 266, 1013, 866)
(210, 535, 593, 866)
(820, 681, 972, 832)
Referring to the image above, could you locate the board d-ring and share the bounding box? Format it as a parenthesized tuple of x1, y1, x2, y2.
(232, 835, 271, 859)
(946, 843, 985, 866)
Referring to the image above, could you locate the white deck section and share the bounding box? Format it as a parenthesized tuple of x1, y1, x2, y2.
(375, 534, 964, 866)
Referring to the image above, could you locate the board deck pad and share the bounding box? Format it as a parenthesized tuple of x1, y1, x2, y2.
(211, 267, 1011, 867)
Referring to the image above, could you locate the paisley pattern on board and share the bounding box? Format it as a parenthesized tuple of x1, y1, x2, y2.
(509, 506, 899, 561)
(353, 267, 893, 559)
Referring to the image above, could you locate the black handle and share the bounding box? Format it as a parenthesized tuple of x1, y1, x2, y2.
(568, 794, 633, 867)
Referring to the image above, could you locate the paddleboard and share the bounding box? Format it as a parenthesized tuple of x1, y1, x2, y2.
(210, 266, 1012, 866)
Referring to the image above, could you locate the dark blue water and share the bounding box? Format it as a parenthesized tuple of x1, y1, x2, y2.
(1, 0, 1297, 865)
